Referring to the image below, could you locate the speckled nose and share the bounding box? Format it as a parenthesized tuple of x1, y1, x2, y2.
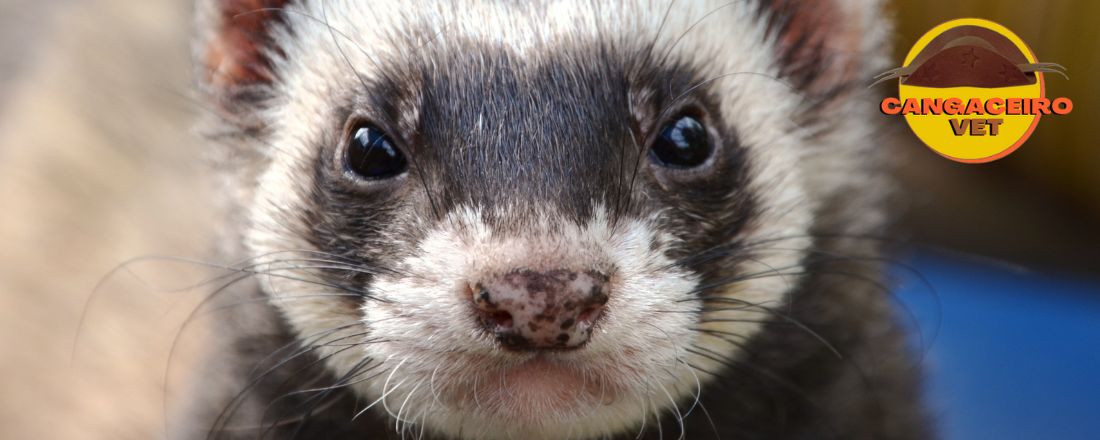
(471, 269, 610, 351)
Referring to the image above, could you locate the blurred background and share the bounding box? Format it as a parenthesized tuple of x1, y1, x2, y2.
(0, 0, 1095, 439)
(888, 4, 1100, 438)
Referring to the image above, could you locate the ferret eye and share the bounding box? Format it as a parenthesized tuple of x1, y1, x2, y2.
(344, 124, 407, 179)
(649, 115, 712, 168)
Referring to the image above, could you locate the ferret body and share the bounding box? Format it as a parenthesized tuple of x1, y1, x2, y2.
(177, 1, 930, 438)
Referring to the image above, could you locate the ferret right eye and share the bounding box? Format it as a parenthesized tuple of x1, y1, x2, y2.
(344, 124, 408, 180)
(649, 115, 712, 169)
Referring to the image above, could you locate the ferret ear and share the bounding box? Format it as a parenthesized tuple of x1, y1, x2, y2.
(195, 0, 292, 100)
(759, 0, 890, 100)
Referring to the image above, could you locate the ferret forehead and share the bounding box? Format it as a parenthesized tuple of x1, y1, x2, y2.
(283, 0, 757, 64)
(406, 41, 639, 222)
(277, 0, 772, 113)
(302, 1, 638, 54)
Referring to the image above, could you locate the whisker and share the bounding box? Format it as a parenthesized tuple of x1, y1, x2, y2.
(352, 356, 410, 421)
(208, 324, 384, 437)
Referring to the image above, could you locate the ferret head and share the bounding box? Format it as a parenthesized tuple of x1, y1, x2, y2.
(196, 1, 890, 438)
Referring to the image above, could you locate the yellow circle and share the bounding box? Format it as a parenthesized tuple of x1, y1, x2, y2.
(898, 18, 1044, 163)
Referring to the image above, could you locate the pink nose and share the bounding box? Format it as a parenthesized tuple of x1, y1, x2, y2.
(471, 269, 610, 351)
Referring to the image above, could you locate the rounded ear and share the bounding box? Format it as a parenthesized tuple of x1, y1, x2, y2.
(195, 0, 292, 103)
(759, 0, 891, 100)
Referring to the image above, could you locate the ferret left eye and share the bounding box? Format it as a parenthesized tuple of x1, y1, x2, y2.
(649, 115, 712, 168)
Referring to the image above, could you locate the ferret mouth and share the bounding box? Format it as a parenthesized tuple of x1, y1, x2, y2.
(441, 353, 624, 420)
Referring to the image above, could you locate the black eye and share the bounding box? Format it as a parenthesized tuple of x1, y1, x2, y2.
(344, 124, 407, 179)
(649, 115, 712, 168)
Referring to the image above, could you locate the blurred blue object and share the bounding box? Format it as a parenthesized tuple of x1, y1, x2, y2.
(892, 251, 1100, 440)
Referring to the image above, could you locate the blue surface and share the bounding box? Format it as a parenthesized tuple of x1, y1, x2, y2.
(893, 252, 1100, 440)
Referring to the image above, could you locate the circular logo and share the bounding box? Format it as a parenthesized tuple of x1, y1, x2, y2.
(878, 18, 1072, 163)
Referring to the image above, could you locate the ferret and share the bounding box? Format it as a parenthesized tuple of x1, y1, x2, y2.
(176, 0, 930, 439)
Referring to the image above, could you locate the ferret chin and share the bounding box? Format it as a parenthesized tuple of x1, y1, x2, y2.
(176, 1, 931, 439)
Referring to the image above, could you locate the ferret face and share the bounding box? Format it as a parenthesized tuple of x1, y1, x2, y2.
(199, 1, 888, 438)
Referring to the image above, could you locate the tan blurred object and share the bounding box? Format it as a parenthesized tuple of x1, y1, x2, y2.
(0, 0, 211, 438)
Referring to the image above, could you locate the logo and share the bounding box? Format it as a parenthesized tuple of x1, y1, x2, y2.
(877, 18, 1072, 163)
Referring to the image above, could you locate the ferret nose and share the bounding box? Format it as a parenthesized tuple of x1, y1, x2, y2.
(471, 269, 610, 351)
